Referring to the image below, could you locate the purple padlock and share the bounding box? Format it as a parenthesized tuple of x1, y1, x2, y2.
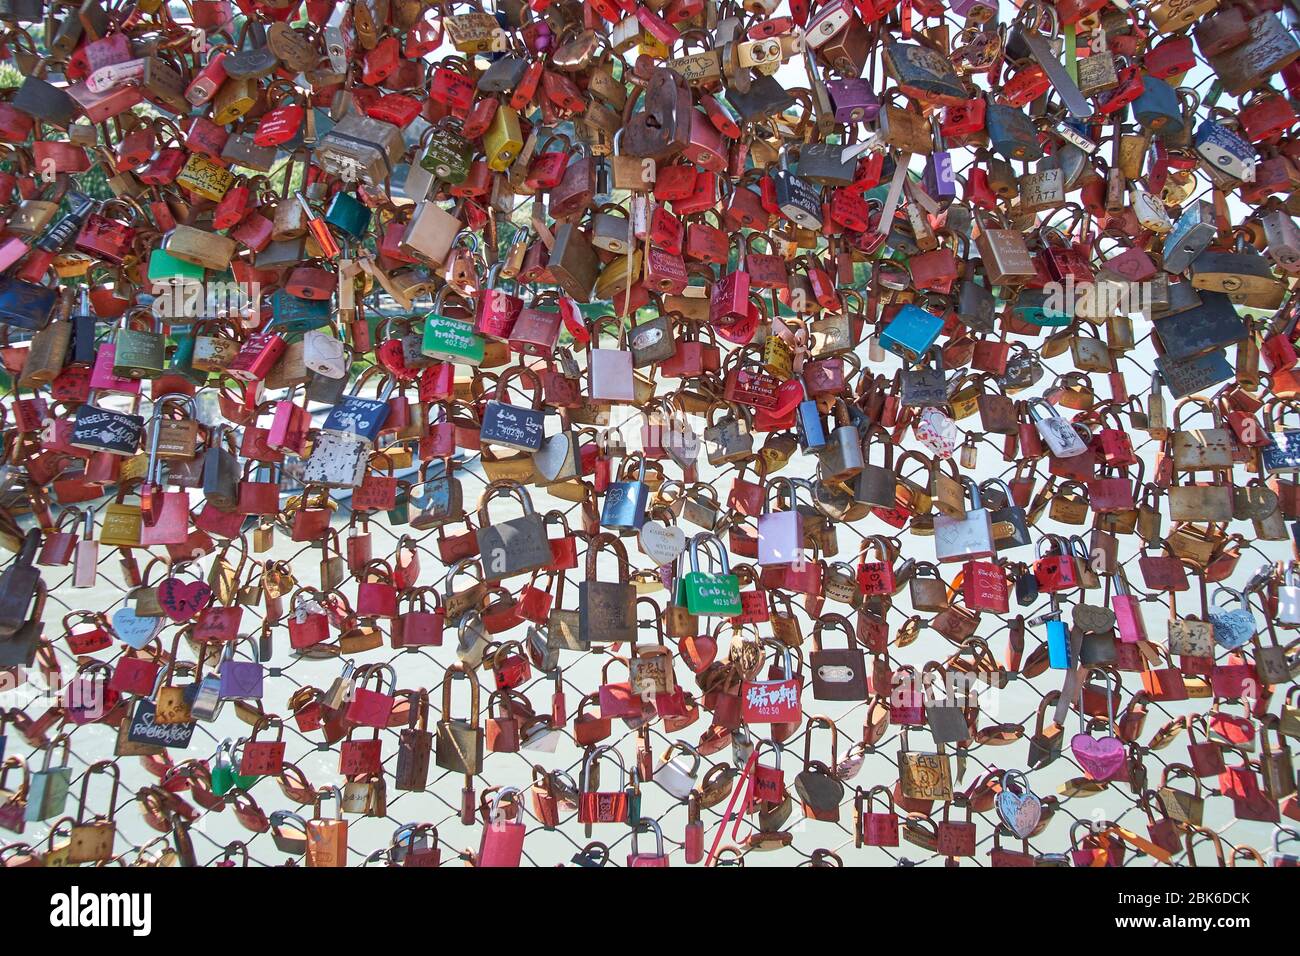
(218, 642, 264, 700)
(923, 150, 957, 202)
(524, 20, 552, 54)
(826, 78, 880, 125)
(948, 0, 998, 22)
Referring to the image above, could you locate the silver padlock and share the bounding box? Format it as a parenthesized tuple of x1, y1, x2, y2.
(933, 477, 996, 564)
(817, 399, 865, 482)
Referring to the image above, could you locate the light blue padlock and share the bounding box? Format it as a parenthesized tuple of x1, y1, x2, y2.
(796, 382, 827, 452)
(1042, 595, 1071, 669)
(879, 303, 943, 363)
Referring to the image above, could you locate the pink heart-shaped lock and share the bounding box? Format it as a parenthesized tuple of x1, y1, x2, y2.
(1070, 732, 1127, 781)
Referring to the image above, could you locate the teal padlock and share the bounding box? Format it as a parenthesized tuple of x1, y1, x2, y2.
(270, 289, 332, 333)
(168, 325, 207, 385)
(1012, 288, 1071, 327)
(387, 484, 410, 526)
(324, 190, 373, 240)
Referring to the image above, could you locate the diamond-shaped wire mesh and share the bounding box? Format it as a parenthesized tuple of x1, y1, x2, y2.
(1, 4, 1297, 869)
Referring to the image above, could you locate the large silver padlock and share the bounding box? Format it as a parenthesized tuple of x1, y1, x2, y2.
(653, 741, 701, 800)
(933, 477, 995, 564)
(1028, 398, 1089, 458)
(1206, 587, 1257, 651)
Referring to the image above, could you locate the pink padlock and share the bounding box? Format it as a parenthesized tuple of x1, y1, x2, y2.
(355, 559, 399, 618)
(1113, 572, 1148, 643)
(267, 386, 309, 454)
(626, 819, 670, 867)
(478, 787, 527, 867)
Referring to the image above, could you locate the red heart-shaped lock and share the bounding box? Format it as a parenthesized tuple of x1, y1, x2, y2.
(157, 577, 214, 622)
(678, 634, 717, 672)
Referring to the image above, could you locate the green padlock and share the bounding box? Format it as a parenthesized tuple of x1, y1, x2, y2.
(678, 531, 743, 617)
(418, 120, 473, 185)
(147, 247, 206, 283)
(210, 739, 237, 797)
(420, 288, 486, 365)
(211, 738, 260, 796)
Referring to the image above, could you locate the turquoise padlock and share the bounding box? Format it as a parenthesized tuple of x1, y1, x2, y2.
(324, 191, 373, 240)
(1044, 593, 1070, 669)
(168, 325, 207, 385)
(879, 302, 943, 363)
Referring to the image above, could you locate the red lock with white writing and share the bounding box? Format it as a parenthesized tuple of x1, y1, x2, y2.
(963, 559, 1009, 613)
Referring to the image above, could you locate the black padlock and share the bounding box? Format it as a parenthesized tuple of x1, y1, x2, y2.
(773, 148, 823, 231)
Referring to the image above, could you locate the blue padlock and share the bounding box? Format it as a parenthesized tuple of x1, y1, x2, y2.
(796, 383, 827, 452)
(600, 452, 649, 531)
(323, 372, 394, 443)
(879, 303, 943, 363)
(1194, 119, 1256, 182)
(1131, 75, 1183, 135)
(1046, 618, 1070, 669)
(985, 102, 1043, 162)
